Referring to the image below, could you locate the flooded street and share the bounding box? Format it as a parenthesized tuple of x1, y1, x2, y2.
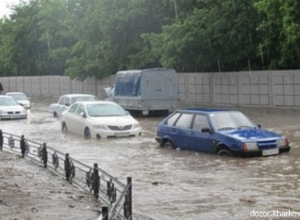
(2, 97, 300, 220)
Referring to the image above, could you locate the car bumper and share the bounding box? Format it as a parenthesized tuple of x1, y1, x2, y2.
(155, 136, 163, 146)
(0, 114, 27, 120)
(231, 146, 291, 157)
(91, 128, 142, 139)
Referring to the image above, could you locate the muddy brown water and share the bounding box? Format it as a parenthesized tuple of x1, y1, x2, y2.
(1, 97, 300, 220)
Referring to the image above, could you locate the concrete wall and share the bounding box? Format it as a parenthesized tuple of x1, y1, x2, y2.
(178, 70, 300, 108)
(1, 75, 115, 100)
(2, 70, 300, 109)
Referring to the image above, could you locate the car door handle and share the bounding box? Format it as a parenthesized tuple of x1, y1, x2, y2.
(189, 131, 194, 135)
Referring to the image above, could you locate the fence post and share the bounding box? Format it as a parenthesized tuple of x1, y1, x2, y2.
(107, 180, 111, 197)
(0, 129, 3, 150)
(93, 163, 99, 197)
(101, 206, 108, 220)
(127, 177, 132, 220)
(20, 135, 26, 158)
(65, 153, 71, 180)
(42, 143, 48, 168)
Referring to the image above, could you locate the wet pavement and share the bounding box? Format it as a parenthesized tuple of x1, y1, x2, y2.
(1, 97, 300, 220)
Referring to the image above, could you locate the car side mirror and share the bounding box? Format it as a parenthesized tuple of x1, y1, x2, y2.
(80, 112, 87, 118)
(257, 124, 261, 128)
(201, 127, 212, 133)
(65, 103, 70, 107)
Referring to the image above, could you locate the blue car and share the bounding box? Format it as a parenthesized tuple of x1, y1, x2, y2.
(155, 108, 290, 157)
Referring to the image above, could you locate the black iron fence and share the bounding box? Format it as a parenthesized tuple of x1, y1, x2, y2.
(0, 130, 132, 220)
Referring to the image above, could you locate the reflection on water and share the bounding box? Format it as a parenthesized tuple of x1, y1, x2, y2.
(2, 100, 300, 220)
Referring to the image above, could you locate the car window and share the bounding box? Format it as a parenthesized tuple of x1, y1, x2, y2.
(69, 103, 79, 113)
(192, 114, 210, 130)
(65, 98, 70, 106)
(165, 113, 181, 126)
(175, 113, 194, 128)
(210, 111, 256, 130)
(59, 97, 66, 105)
(71, 96, 98, 104)
(0, 97, 18, 106)
(7, 93, 27, 101)
(87, 103, 127, 117)
(76, 104, 86, 115)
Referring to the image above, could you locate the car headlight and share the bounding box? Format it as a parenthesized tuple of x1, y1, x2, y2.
(92, 124, 108, 130)
(132, 122, 141, 129)
(243, 142, 258, 151)
(277, 138, 288, 147)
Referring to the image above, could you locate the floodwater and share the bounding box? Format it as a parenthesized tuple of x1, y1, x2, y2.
(2, 97, 300, 220)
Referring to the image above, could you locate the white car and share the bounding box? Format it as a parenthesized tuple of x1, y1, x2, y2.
(0, 95, 27, 120)
(5, 92, 31, 109)
(50, 94, 98, 117)
(60, 101, 142, 139)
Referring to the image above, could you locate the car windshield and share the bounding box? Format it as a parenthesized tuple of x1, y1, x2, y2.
(71, 96, 97, 104)
(0, 97, 19, 106)
(7, 93, 27, 101)
(209, 111, 256, 131)
(86, 103, 127, 117)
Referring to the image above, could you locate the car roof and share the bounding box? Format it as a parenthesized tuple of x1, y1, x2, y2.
(0, 95, 14, 98)
(0, 95, 16, 101)
(176, 108, 239, 114)
(5, 92, 26, 95)
(62, 94, 96, 98)
(74, 100, 118, 105)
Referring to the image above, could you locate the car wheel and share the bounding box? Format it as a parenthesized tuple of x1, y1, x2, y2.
(84, 128, 91, 140)
(217, 149, 232, 157)
(163, 141, 174, 149)
(62, 122, 68, 134)
(53, 112, 58, 118)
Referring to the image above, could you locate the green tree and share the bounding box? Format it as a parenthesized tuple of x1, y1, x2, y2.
(0, 0, 41, 76)
(255, 0, 300, 69)
(142, 0, 261, 72)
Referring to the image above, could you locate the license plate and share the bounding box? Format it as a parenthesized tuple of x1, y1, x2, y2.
(115, 132, 129, 137)
(262, 148, 279, 156)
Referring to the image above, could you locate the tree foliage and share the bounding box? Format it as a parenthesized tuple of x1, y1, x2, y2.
(255, 0, 300, 69)
(0, 0, 298, 79)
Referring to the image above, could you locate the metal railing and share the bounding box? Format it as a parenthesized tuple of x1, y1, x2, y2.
(0, 130, 132, 220)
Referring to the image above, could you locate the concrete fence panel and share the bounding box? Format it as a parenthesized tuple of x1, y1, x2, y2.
(240, 72, 270, 107)
(2, 70, 300, 109)
(83, 77, 96, 95)
(60, 76, 72, 95)
(213, 72, 238, 105)
(31, 77, 42, 95)
(49, 76, 61, 96)
(23, 77, 32, 95)
(178, 74, 187, 102)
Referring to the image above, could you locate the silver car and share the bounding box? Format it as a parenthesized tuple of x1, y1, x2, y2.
(0, 95, 27, 120)
(6, 92, 31, 109)
(49, 94, 99, 117)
